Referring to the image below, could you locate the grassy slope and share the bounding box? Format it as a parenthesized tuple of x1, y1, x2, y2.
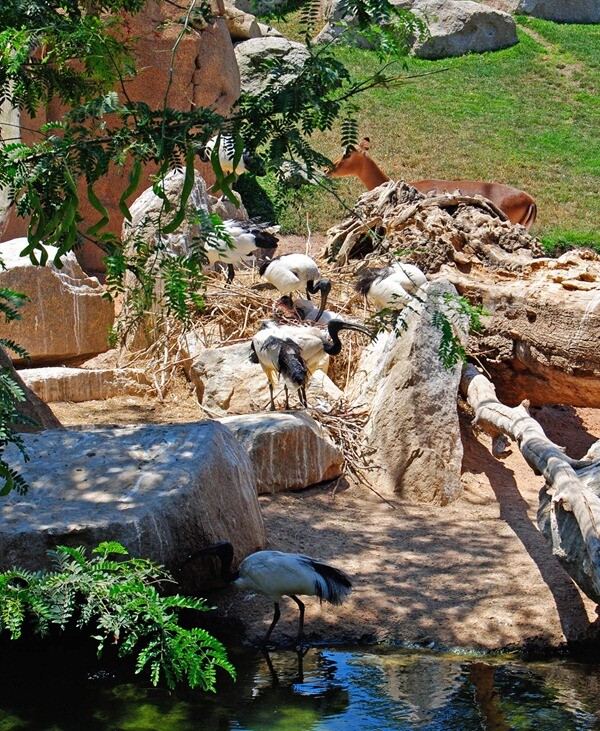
(264, 16, 599, 250)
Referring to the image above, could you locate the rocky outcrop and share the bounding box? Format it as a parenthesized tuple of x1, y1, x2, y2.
(351, 280, 469, 504)
(317, 0, 518, 58)
(0, 239, 114, 365)
(221, 412, 343, 493)
(494, 0, 599, 23)
(235, 37, 310, 95)
(410, 0, 518, 59)
(0, 346, 62, 432)
(19, 366, 150, 403)
(441, 250, 600, 407)
(0, 422, 266, 585)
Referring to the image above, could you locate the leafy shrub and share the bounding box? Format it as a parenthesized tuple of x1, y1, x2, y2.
(0, 542, 236, 691)
(0, 282, 31, 495)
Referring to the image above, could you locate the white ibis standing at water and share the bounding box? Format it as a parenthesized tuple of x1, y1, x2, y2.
(260, 254, 332, 324)
(250, 319, 374, 410)
(183, 541, 353, 646)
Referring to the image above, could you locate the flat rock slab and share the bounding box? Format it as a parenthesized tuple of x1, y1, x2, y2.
(19, 366, 151, 403)
(220, 412, 343, 494)
(0, 422, 266, 581)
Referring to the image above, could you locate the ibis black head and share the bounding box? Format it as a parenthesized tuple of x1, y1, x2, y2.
(307, 278, 332, 323)
(243, 151, 266, 177)
(324, 319, 376, 355)
(180, 541, 236, 582)
(259, 257, 278, 277)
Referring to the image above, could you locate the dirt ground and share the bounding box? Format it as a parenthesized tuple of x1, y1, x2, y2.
(51, 393, 600, 654)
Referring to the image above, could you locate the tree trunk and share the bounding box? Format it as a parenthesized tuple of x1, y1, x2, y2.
(460, 364, 600, 604)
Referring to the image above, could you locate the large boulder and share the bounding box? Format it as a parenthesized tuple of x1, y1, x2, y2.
(496, 0, 599, 23)
(0, 346, 62, 432)
(235, 37, 310, 95)
(221, 412, 343, 493)
(317, 0, 518, 57)
(3, 6, 241, 273)
(410, 0, 518, 59)
(350, 280, 469, 504)
(0, 239, 114, 365)
(0, 421, 266, 585)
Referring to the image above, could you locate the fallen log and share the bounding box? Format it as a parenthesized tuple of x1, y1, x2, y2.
(460, 363, 600, 605)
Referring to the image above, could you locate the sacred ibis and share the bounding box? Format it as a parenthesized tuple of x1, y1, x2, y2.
(198, 135, 264, 177)
(205, 218, 279, 283)
(184, 541, 352, 646)
(355, 262, 427, 311)
(260, 254, 332, 324)
(250, 319, 373, 410)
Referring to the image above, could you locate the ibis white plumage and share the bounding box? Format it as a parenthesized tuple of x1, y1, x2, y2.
(250, 319, 373, 410)
(355, 262, 427, 311)
(260, 254, 332, 323)
(184, 541, 353, 646)
(198, 135, 254, 176)
(205, 218, 279, 283)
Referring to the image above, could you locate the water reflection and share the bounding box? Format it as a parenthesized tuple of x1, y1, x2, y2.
(0, 643, 599, 730)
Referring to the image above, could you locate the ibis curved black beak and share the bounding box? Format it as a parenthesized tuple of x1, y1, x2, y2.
(309, 279, 331, 323)
(179, 541, 233, 570)
(328, 320, 376, 341)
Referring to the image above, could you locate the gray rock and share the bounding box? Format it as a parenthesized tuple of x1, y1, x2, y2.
(235, 37, 310, 95)
(0, 346, 62, 431)
(221, 411, 343, 493)
(317, 0, 519, 58)
(0, 422, 266, 585)
(355, 280, 469, 504)
(411, 0, 518, 59)
(19, 366, 151, 403)
(0, 239, 115, 365)
(499, 0, 599, 23)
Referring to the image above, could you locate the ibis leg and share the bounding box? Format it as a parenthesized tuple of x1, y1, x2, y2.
(299, 386, 308, 408)
(269, 383, 275, 411)
(262, 602, 281, 647)
(226, 263, 235, 284)
(284, 385, 290, 410)
(289, 594, 306, 646)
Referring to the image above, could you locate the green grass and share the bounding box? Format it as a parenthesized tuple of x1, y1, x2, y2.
(259, 16, 599, 250)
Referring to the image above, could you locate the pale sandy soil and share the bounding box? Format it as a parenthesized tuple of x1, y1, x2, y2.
(52, 395, 600, 653)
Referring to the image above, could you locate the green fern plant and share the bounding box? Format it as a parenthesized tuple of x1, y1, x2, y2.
(0, 542, 236, 691)
(0, 275, 31, 496)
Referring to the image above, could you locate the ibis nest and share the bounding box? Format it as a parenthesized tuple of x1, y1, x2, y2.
(324, 180, 545, 270)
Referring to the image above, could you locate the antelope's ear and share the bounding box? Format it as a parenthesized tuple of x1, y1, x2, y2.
(359, 137, 371, 151)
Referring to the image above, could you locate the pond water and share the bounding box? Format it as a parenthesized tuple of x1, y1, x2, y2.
(1, 645, 599, 730)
